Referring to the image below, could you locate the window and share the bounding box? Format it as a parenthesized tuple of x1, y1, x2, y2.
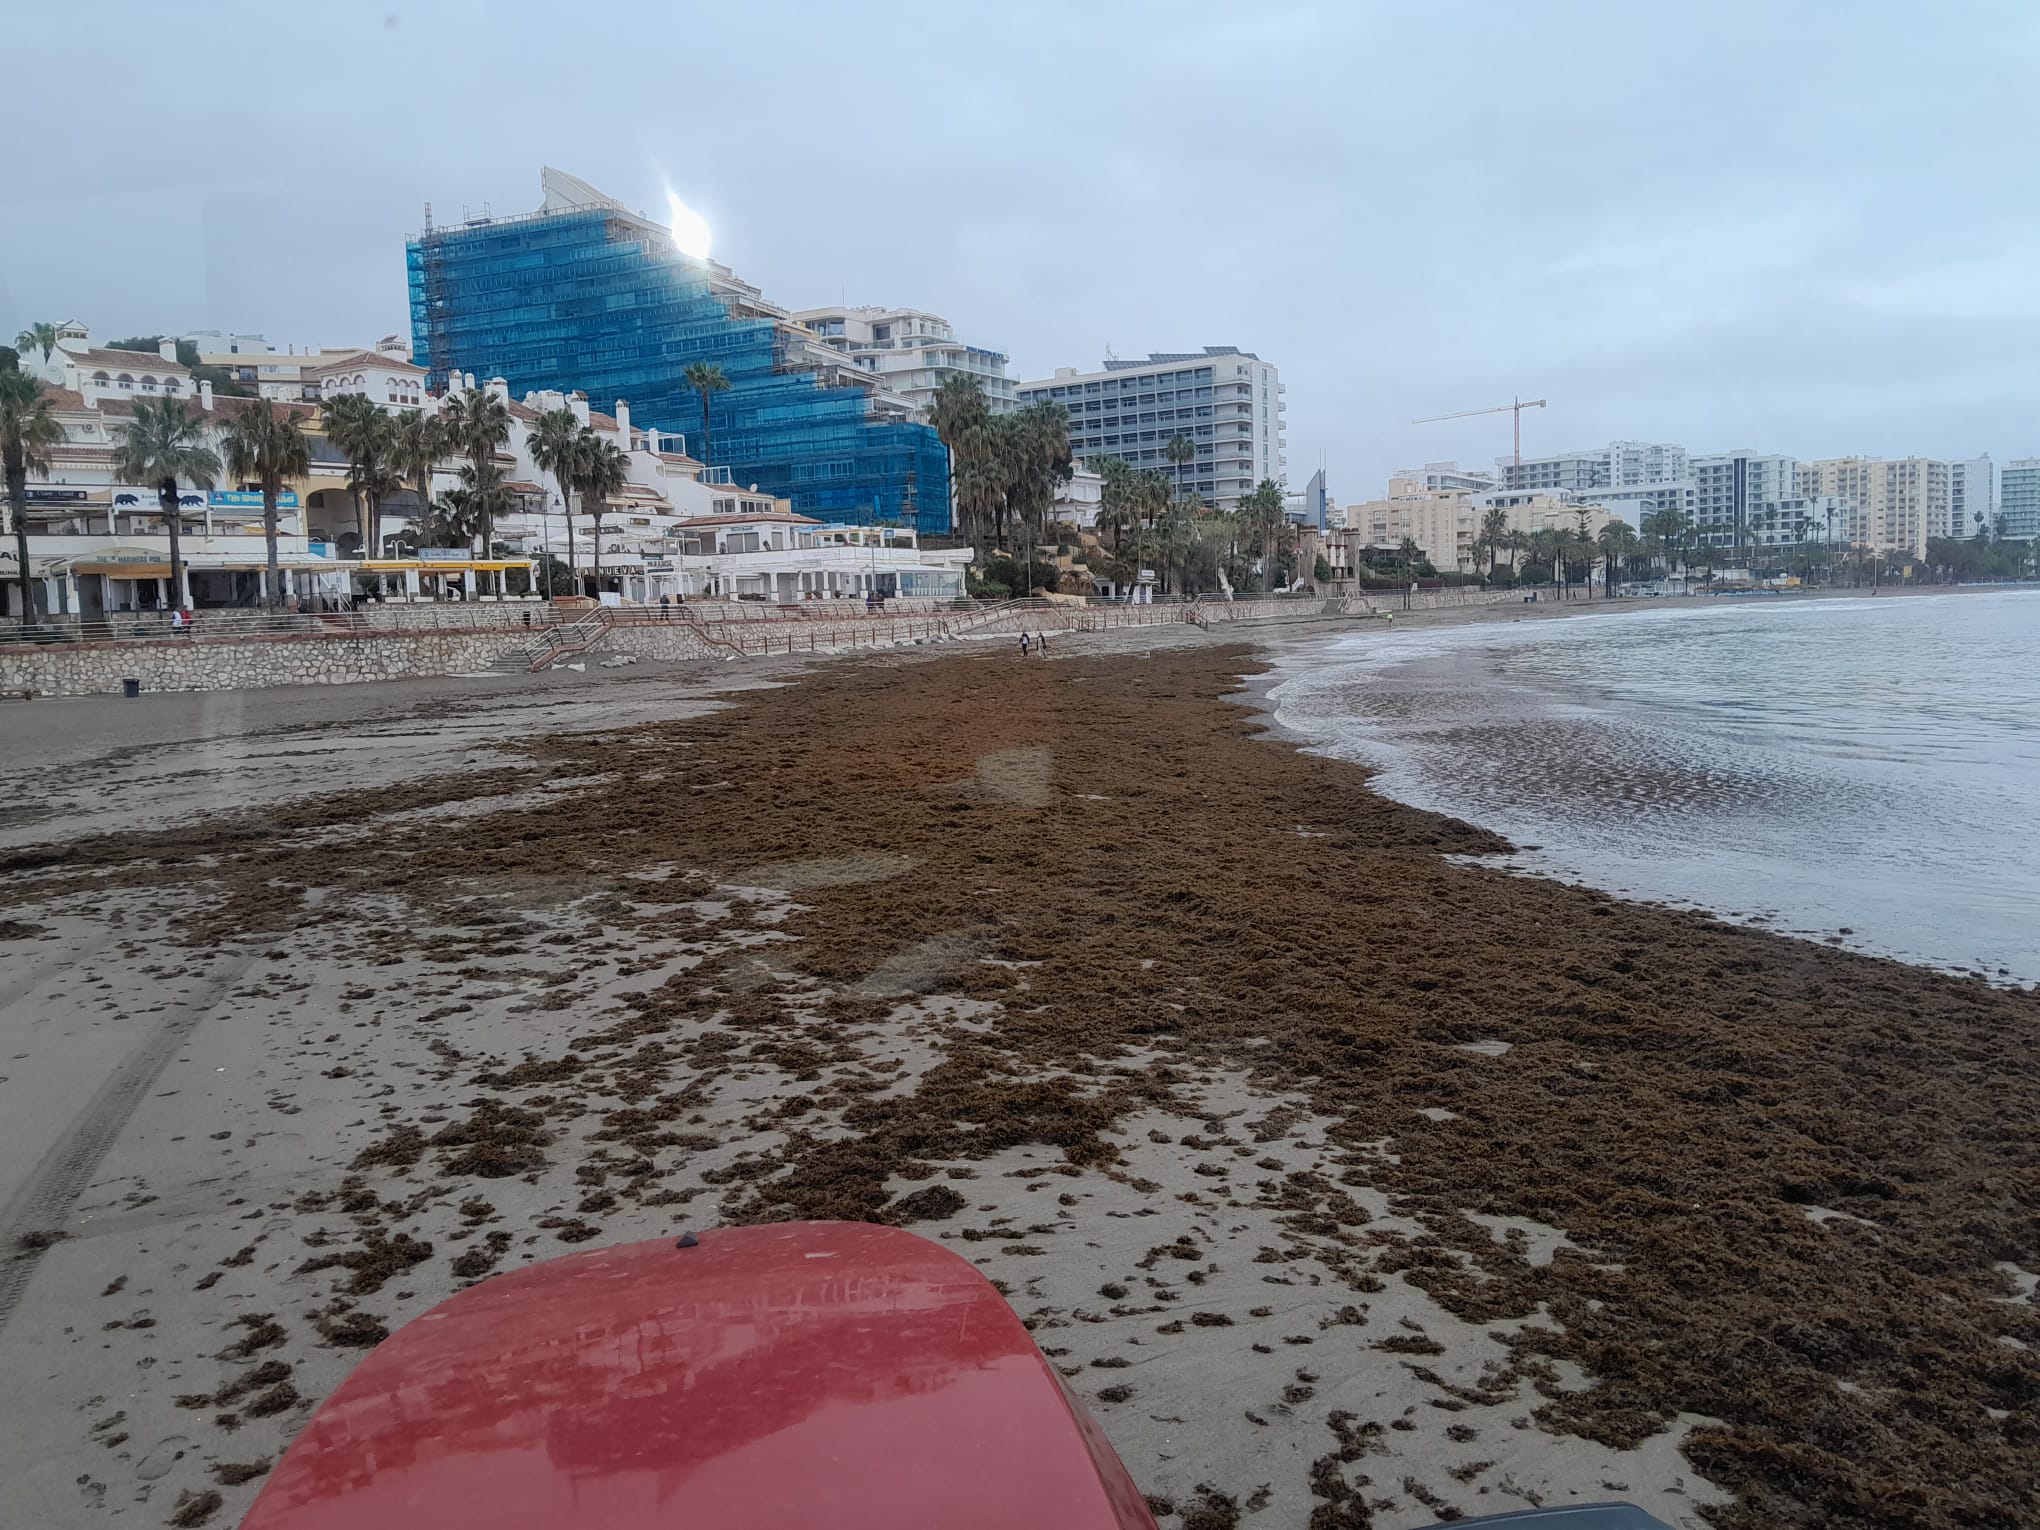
(118, 373, 134, 389)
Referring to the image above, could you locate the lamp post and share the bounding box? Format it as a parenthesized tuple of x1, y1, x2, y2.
(543, 493, 556, 601)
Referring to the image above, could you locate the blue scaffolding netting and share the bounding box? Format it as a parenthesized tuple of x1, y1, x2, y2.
(407, 210, 951, 535)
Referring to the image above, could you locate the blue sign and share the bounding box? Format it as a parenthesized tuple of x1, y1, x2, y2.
(209, 490, 301, 509)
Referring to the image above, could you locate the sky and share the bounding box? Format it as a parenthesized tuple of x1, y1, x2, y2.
(7, 0, 2039, 500)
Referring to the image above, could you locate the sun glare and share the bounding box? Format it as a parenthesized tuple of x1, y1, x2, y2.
(666, 193, 711, 261)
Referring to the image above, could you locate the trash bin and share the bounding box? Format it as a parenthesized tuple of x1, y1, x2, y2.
(122, 678, 141, 699)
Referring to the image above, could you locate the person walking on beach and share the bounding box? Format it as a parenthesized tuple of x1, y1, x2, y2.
(1037, 631, 1048, 655)
(1019, 632, 1032, 658)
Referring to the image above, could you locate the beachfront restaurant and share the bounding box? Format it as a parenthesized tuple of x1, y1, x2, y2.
(3, 545, 356, 618)
(354, 553, 535, 602)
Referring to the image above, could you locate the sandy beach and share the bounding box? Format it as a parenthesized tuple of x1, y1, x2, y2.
(1, 600, 2034, 1530)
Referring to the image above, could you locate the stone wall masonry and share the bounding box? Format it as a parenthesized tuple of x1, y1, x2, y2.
(0, 630, 526, 698)
(585, 624, 721, 664)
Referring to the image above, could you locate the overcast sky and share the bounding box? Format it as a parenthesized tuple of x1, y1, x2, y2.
(7, 1, 2037, 497)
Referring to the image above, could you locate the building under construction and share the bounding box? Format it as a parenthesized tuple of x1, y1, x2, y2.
(406, 169, 950, 534)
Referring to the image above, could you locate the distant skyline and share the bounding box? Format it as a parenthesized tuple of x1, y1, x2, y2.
(6, 1, 2038, 499)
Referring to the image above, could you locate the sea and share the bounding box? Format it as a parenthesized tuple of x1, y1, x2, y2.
(1268, 588, 2040, 986)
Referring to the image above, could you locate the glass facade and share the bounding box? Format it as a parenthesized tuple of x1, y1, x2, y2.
(407, 210, 950, 533)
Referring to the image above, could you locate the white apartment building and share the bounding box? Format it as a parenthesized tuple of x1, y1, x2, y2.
(790, 305, 1015, 417)
(1390, 461, 1494, 494)
(2000, 459, 2040, 541)
(1016, 347, 1284, 508)
(1689, 453, 1816, 549)
(1947, 456, 1993, 542)
(1499, 439, 1689, 493)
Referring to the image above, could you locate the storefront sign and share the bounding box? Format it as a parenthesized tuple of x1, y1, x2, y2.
(26, 488, 89, 502)
(208, 490, 301, 509)
(417, 549, 470, 563)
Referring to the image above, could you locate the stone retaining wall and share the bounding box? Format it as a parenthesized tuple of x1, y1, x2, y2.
(0, 630, 523, 698)
(582, 624, 721, 664)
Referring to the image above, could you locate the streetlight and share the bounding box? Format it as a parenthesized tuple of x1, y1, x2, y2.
(543, 493, 557, 601)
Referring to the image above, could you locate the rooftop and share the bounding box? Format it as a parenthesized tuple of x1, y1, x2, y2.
(66, 346, 193, 377)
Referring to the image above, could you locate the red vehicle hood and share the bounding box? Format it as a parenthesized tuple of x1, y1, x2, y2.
(241, 1221, 1155, 1530)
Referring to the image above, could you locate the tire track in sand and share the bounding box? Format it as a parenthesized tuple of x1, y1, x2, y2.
(0, 951, 261, 1335)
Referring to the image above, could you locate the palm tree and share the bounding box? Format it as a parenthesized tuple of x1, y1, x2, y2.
(682, 361, 731, 471)
(111, 397, 220, 613)
(955, 442, 1008, 580)
(1479, 506, 1510, 578)
(441, 389, 512, 592)
(1597, 520, 1639, 596)
(321, 393, 400, 555)
(0, 370, 67, 625)
(389, 409, 448, 556)
(525, 408, 583, 597)
(1158, 500, 1204, 596)
(1163, 433, 1197, 502)
(456, 458, 511, 577)
(1239, 480, 1289, 591)
(931, 377, 991, 552)
(1648, 505, 1693, 592)
(572, 433, 630, 595)
(221, 401, 311, 609)
(14, 323, 59, 370)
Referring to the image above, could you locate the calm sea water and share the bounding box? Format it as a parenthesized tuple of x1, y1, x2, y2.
(1268, 590, 2040, 985)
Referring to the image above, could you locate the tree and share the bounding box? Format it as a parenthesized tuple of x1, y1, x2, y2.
(1643, 505, 1693, 591)
(682, 361, 731, 470)
(1163, 433, 1197, 501)
(954, 439, 1008, 572)
(572, 432, 630, 594)
(930, 376, 990, 550)
(14, 322, 58, 369)
(1151, 505, 1192, 595)
(111, 397, 220, 612)
(221, 401, 311, 609)
(388, 409, 448, 557)
(1597, 520, 1640, 596)
(321, 393, 400, 555)
(441, 389, 512, 591)
(1479, 505, 1510, 577)
(1007, 402, 1072, 592)
(525, 408, 584, 598)
(1238, 480, 1289, 591)
(0, 370, 66, 624)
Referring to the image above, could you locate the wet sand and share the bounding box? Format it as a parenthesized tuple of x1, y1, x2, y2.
(0, 616, 2034, 1530)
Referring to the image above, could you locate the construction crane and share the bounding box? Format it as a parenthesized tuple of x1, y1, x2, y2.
(1412, 397, 1548, 469)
